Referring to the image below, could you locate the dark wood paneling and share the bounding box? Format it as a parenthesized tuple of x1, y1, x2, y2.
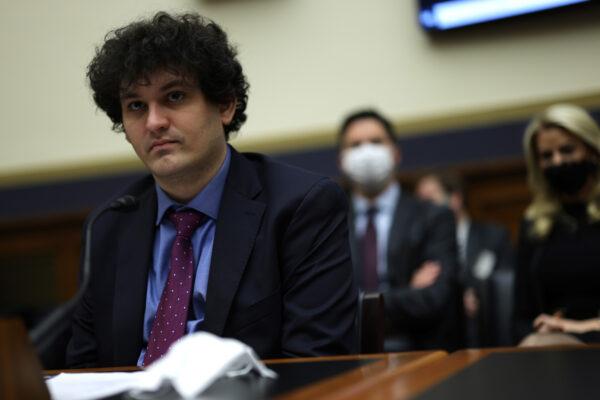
(0, 213, 85, 325)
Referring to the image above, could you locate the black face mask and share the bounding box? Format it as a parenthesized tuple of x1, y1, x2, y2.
(543, 160, 598, 195)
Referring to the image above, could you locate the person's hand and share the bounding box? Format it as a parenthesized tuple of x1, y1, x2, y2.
(410, 261, 441, 289)
(533, 313, 600, 334)
(463, 287, 479, 318)
(518, 332, 585, 347)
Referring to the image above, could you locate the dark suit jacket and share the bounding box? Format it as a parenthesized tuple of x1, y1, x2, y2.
(349, 192, 459, 351)
(461, 221, 515, 347)
(463, 222, 514, 287)
(66, 148, 357, 367)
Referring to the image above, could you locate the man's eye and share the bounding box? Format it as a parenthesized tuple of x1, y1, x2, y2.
(127, 101, 145, 111)
(167, 91, 185, 102)
(539, 151, 553, 161)
(559, 145, 576, 155)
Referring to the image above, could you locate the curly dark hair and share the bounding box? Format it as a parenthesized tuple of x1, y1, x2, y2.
(87, 12, 249, 139)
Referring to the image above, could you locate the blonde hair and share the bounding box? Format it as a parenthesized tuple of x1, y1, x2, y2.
(523, 103, 600, 238)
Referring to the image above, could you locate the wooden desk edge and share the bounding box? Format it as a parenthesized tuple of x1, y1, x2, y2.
(44, 351, 449, 400)
(369, 345, 599, 400)
(45, 352, 440, 373)
(277, 351, 448, 400)
(43, 346, 600, 400)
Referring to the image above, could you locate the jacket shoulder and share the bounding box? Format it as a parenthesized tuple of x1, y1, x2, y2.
(401, 194, 453, 222)
(472, 220, 510, 241)
(84, 175, 155, 224)
(241, 152, 343, 195)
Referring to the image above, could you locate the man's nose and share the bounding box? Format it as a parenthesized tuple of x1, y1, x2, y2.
(145, 103, 169, 133)
(551, 151, 564, 166)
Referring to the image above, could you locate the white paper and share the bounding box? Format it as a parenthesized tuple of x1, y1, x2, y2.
(46, 332, 277, 400)
(46, 372, 152, 400)
(473, 249, 496, 280)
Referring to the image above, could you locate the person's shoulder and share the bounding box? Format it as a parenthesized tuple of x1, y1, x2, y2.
(401, 192, 453, 221)
(239, 151, 342, 194)
(108, 174, 155, 203)
(86, 174, 155, 220)
(517, 217, 535, 238)
(241, 151, 323, 180)
(472, 220, 509, 238)
(235, 151, 348, 219)
(470, 221, 513, 254)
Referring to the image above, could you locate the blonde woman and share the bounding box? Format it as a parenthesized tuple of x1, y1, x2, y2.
(515, 103, 600, 345)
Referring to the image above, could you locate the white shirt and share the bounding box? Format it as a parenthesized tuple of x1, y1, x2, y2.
(352, 182, 400, 283)
(456, 217, 470, 267)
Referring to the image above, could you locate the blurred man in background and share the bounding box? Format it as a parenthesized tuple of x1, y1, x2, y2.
(338, 110, 459, 351)
(416, 172, 515, 347)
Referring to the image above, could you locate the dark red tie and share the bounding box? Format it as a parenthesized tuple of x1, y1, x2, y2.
(143, 209, 204, 366)
(362, 207, 379, 291)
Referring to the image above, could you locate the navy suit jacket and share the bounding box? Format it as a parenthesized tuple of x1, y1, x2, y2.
(349, 193, 459, 351)
(66, 148, 357, 367)
(461, 221, 515, 347)
(463, 221, 514, 287)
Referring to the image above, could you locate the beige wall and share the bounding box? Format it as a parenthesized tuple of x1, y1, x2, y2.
(2, 0, 600, 180)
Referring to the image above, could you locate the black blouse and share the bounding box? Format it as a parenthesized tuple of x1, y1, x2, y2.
(514, 203, 600, 343)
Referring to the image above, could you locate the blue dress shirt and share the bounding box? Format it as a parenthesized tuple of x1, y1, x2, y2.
(352, 182, 400, 289)
(137, 146, 231, 365)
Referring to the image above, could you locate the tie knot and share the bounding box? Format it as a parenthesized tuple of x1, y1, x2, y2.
(168, 209, 204, 238)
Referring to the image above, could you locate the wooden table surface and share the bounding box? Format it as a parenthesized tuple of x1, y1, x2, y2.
(353, 345, 593, 400)
(272, 352, 447, 400)
(45, 345, 597, 400)
(45, 351, 447, 399)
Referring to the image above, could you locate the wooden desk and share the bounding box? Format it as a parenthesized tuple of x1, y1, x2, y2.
(272, 352, 446, 400)
(45, 351, 447, 400)
(45, 346, 600, 399)
(355, 345, 598, 400)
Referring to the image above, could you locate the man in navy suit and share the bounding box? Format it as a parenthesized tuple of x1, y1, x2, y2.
(416, 172, 515, 347)
(66, 12, 356, 367)
(338, 110, 459, 351)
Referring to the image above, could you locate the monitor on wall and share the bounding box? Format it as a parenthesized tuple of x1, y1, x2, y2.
(418, 0, 592, 31)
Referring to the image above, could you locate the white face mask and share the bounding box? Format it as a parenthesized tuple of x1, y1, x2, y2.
(341, 143, 395, 193)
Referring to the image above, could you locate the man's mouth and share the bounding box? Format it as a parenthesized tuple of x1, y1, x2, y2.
(150, 139, 178, 152)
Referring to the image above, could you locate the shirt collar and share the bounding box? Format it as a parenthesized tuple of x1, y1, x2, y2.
(353, 182, 401, 215)
(154, 145, 231, 225)
(457, 217, 471, 240)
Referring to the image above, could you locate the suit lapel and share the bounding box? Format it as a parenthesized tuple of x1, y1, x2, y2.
(112, 184, 157, 364)
(203, 150, 265, 336)
(347, 206, 363, 288)
(387, 195, 414, 281)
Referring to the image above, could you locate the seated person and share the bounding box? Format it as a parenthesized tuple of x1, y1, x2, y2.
(416, 172, 515, 347)
(337, 109, 459, 351)
(66, 12, 357, 367)
(515, 103, 600, 346)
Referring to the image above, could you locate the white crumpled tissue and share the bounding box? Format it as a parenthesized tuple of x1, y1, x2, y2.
(46, 332, 277, 400)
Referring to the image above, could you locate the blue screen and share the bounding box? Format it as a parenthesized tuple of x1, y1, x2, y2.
(418, 0, 590, 31)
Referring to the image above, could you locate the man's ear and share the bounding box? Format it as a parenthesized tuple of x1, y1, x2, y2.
(393, 145, 402, 165)
(219, 100, 236, 125)
(337, 149, 344, 171)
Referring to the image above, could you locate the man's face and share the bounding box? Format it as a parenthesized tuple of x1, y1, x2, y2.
(339, 118, 400, 162)
(416, 176, 447, 206)
(120, 70, 234, 185)
(338, 117, 401, 197)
